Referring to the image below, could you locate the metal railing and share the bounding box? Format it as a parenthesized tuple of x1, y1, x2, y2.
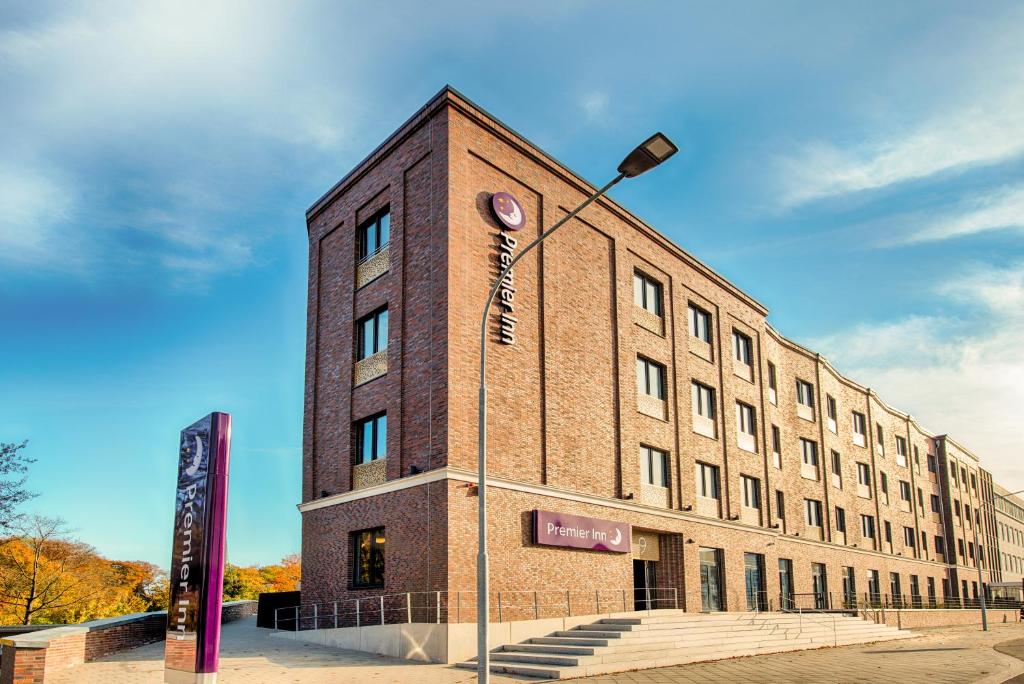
(857, 592, 1020, 611)
(356, 242, 389, 265)
(273, 587, 679, 631)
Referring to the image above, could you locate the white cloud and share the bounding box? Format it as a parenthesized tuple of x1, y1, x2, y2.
(579, 91, 610, 123)
(776, 87, 1024, 207)
(810, 264, 1024, 489)
(896, 184, 1024, 245)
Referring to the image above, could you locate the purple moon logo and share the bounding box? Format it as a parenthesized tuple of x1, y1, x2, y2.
(491, 192, 525, 231)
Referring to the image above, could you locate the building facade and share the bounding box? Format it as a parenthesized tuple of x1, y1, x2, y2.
(299, 87, 1013, 618)
(995, 484, 1024, 584)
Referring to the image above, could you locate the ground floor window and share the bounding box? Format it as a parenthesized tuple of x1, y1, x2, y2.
(352, 527, 385, 588)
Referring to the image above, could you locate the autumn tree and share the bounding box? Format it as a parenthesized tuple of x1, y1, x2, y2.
(0, 516, 108, 624)
(0, 441, 35, 530)
(222, 554, 300, 600)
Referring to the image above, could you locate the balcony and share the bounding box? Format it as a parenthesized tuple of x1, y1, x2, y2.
(351, 458, 387, 491)
(355, 244, 390, 289)
(354, 350, 388, 386)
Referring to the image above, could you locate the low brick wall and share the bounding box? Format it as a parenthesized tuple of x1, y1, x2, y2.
(861, 607, 1021, 629)
(0, 600, 256, 684)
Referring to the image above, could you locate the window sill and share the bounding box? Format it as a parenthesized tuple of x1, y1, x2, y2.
(356, 244, 390, 289)
(354, 350, 388, 387)
(690, 340, 713, 363)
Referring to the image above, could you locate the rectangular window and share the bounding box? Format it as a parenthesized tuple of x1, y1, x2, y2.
(835, 506, 846, 533)
(688, 303, 712, 342)
(826, 395, 837, 420)
(736, 402, 756, 436)
(732, 330, 753, 365)
(852, 412, 866, 445)
(357, 208, 390, 260)
(355, 413, 387, 464)
(800, 438, 818, 466)
(917, 487, 924, 508)
(935, 536, 945, 558)
(831, 450, 841, 473)
(351, 527, 385, 588)
(805, 498, 823, 527)
(861, 514, 876, 539)
(904, 526, 916, 547)
(896, 436, 907, 457)
(633, 271, 663, 316)
(857, 462, 871, 486)
(691, 381, 716, 419)
(357, 307, 389, 360)
(880, 472, 889, 496)
(741, 475, 761, 509)
(767, 362, 777, 391)
(636, 356, 666, 400)
(696, 462, 720, 499)
(640, 445, 669, 487)
(796, 379, 815, 408)
(776, 490, 785, 519)
(931, 494, 940, 512)
(899, 480, 912, 502)
(884, 520, 892, 544)
(772, 425, 781, 455)
(927, 454, 937, 472)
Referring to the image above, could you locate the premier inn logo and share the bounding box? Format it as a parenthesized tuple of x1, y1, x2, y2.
(490, 192, 523, 345)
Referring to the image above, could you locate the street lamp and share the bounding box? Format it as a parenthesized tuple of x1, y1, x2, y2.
(475, 133, 677, 682)
(973, 488, 1024, 631)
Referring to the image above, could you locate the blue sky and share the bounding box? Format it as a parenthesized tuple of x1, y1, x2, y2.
(2, 1, 1023, 567)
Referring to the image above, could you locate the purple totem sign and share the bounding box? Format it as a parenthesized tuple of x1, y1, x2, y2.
(533, 510, 631, 553)
(165, 412, 231, 684)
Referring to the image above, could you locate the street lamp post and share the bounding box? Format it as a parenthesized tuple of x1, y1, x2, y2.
(476, 133, 677, 682)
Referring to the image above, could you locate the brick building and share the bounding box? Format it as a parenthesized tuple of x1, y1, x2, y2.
(298, 86, 1011, 618)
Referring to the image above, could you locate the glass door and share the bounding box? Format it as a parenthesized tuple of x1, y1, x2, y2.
(778, 558, 794, 609)
(744, 553, 766, 610)
(842, 566, 856, 608)
(811, 563, 828, 609)
(700, 547, 724, 612)
(633, 559, 657, 610)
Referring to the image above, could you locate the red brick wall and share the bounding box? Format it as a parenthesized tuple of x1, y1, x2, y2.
(299, 87, 997, 619)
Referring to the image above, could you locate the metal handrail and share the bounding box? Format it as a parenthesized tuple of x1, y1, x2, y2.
(273, 587, 680, 631)
(356, 242, 389, 265)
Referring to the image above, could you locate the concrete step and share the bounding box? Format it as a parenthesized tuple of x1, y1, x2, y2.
(455, 660, 563, 679)
(531, 636, 611, 647)
(510, 643, 598, 656)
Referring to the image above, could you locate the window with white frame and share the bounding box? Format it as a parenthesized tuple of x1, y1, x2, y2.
(857, 462, 871, 486)
(826, 394, 837, 421)
(899, 480, 911, 502)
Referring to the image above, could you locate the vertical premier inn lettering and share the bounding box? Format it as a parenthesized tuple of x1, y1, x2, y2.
(490, 192, 525, 345)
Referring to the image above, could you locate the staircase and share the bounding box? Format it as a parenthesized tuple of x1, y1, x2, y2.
(456, 610, 914, 679)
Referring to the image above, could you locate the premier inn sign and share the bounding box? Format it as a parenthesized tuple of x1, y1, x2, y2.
(533, 510, 631, 553)
(165, 412, 231, 684)
(490, 191, 524, 345)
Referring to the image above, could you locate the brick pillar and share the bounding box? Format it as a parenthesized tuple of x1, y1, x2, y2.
(0, 645, 46, 684)
(659, 533, 687, 611)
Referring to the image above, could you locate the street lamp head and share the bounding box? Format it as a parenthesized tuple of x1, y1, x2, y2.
(617, 132, 678, 178)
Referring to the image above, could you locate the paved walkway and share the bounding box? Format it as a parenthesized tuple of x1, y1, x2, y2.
(47, 617, 1024, 683)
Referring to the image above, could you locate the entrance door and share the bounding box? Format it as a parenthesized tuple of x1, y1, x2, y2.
(779, 558, 794, 609)
(842, 567, 856, 608)
(633, 560, 657, 610)
(744, 553, 766, 610)
(699, 547, 724, 612)
(811, 563, 828, 610)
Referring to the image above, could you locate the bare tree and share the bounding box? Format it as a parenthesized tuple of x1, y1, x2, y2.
(0, 516, 107, 625)
(0, 441, 35, 530)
